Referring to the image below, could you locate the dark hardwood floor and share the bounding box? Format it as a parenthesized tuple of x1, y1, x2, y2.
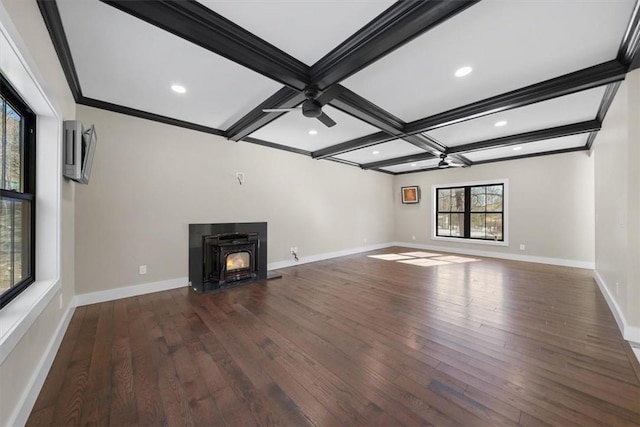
(27, 247, 640, 426)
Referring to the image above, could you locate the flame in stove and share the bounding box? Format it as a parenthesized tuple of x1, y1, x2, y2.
(227, 252, 250, 271)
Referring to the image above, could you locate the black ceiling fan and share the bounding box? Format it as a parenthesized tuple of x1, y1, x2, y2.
(263, 86, 339, 128)
(438, 154, 464, 168)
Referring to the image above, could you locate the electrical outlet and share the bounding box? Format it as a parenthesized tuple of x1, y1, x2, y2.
(519, 244, 525, 251)
(236, 172, 244, 184)
(363, 238, 367, 244)
(412, 235, 416, 240)
(139, 265, 147, 275)
(291, 247, 297, 255)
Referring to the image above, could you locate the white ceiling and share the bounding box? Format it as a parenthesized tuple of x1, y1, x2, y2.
(342, 0, 634, 122)
(250, 105, 380, 152)
(57, 0, 282, 129)
(196, 0, 396, 66)
(462, 134, 589, 162)
(426, 86, 607, 147)
(49, 0, 637, 174)
(381, 157, 441, 174)
(334, 139, 425, 164)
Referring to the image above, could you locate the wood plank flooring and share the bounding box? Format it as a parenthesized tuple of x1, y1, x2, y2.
(27, 247, 640, 426)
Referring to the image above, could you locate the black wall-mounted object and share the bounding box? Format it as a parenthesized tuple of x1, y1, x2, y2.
(189, 222, 268, 293)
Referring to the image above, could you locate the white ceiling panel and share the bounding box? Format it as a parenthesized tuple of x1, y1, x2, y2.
(426, 86, 607, 147)
(343, 0, 634, 122)
(196, 0, 396, 66)
(462, 134, 589, 163)
(333, 139, 425, 164)
(249, 105, 380, 152)
(58, 0, 282, 130)
(381, 158, 440, 174)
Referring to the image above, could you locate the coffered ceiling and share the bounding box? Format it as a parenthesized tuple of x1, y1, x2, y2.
(39, 0, 640, 174)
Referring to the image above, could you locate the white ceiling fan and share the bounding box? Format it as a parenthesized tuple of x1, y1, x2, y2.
(438, 154, 464, 168)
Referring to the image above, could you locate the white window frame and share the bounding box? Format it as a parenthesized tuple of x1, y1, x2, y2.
(431, 179, 509, 247)
(0, 5, 62, 363)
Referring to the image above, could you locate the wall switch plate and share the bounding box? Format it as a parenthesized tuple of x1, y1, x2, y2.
(519, 244, 525, 251)
(139, 265, 147, 275)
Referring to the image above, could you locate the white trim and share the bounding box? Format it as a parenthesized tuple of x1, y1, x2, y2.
(8, 303, 74, 427)
(74, 277, 188, 307)
(593, 270, 640, 344)
(0, 2, 63, 361)
(268, 242, 395, 270)
(393, 241, 595, 269)
(0, 280, 60, 365)
(431, 179, 509, 246)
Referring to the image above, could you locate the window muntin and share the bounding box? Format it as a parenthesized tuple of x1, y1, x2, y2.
(436, 183, 504, 242)
(1, 73, 36, 309)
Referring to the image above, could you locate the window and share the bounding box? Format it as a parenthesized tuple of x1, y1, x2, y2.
(435, 182, 505, 243)
(0, 73, 36, 309)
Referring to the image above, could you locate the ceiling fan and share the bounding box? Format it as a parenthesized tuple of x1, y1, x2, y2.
(438, 154, 464, 168)
(263, 86, 338, 128)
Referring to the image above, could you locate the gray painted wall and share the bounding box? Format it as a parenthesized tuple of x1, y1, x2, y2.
(74, 105, 395, 295)
(394, 152, 595, 265)
(593, 68, 640, 335)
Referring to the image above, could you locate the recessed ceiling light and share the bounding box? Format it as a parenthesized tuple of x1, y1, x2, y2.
(494, 120, 508, 127)
(454, 66, 473, 77)
(308, 129, 318, 135)
(411, 163, 417, 167)
(372, 150, 380, 155)
(513, 146, 522, 151)
(171, 84, 186, 94)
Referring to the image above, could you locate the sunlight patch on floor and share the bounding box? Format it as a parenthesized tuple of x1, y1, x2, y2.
(368, 251, 481, 267)
(368, 254, 415, 261)
(399, 251, 443, 258)
(399, 258, 452, 267)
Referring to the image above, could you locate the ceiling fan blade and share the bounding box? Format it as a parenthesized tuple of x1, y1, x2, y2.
(262, 108, 300, 113)
(316, 112, 336, 128)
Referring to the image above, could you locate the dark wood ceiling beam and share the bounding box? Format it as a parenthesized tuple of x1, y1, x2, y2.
(224, 1, 480, 144)
(311, 0, 480, 88)
(324, 87, 448, 156)
(404, 60, 627, 135)
(99, 0, 310, 90)
(619, 0, 640, 70)
(312, 132, 396, 159)
(330, 87, 405, 133)
(585, 81, 622, 150)
(37, 0, 82, 102)
(360, 152, 436, 170)
(227, 88, 306, 141)
(81, 97, 227, 136)
(242, 137, 311, 156)
(470, 146, 588, 166)
(446, 120, 600, 155)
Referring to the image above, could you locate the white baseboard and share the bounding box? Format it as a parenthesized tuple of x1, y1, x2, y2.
(393, 241, 595, 269)
(593, 270, 640, 344)
(268, 242, 395, 270)
(73, 277, 188, 307)
(8, 302, 74, 427)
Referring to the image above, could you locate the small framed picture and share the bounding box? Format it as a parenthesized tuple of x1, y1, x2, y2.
(401, 186, 420, 204)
